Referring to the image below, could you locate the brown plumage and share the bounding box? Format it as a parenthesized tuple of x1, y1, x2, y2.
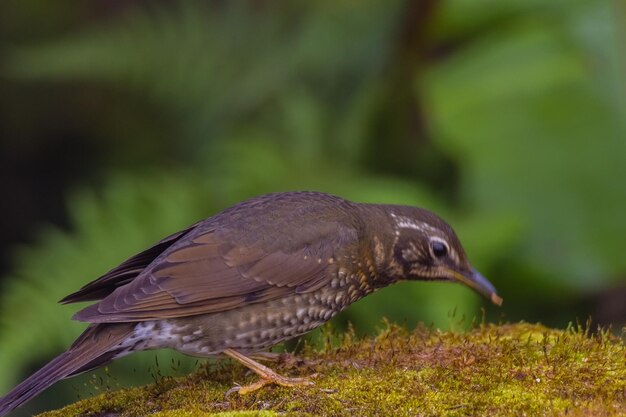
(0, 191, 501, 415)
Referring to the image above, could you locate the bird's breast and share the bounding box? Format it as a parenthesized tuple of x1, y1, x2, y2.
(126, 271, 374, 357)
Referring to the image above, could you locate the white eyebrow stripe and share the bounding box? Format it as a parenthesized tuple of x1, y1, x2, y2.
(390, 213, 439, 234)
(390, 212, 460, 263)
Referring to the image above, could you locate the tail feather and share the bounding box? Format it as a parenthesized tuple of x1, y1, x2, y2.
(0, 323, 134, 417)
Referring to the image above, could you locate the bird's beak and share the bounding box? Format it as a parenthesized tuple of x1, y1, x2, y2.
(447, 268, 503, 306)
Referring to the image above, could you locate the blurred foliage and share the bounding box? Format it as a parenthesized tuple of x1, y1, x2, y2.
(0, 0, 624, 414)
(425, 2, 626, 284)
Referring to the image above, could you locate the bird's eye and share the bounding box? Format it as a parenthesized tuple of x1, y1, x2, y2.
(430, 240, 448, 258)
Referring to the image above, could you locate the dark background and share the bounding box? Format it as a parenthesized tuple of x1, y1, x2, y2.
(1, 0, 625, 415)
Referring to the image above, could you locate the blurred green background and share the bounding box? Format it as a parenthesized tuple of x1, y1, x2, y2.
(1, 0, 625, 414)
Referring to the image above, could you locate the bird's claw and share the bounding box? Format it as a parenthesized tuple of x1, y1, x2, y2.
(225, 374, 315, 397)
(225, 383, 242, 398)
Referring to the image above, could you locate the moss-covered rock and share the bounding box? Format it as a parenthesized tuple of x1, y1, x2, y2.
(39, 323, 626, 417)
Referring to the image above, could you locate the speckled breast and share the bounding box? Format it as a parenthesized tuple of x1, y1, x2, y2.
(131, 274, 374, 356)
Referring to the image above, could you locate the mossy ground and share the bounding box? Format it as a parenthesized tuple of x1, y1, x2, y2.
(40, 322, 626, 417)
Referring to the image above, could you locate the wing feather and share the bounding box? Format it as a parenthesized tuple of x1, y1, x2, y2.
(60, 226, 197, 304)
(71, 192, 361, 323)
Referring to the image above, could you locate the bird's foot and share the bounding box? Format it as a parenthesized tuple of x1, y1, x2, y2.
(223, 348, 315, 397)
(228, 373, 314, 396)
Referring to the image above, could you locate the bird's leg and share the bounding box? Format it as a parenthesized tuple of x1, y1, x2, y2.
(223, 348, 314, 395)
(248, 351, 283, 363)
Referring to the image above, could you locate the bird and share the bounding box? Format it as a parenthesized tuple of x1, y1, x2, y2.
(0, 191, 502, 416)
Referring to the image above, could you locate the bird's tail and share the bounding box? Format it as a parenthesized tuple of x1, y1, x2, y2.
(0, 323, 135, 417)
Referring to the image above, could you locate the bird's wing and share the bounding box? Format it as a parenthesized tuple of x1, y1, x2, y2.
(73, 209, 359, 323)
(60, 225, 198, 304)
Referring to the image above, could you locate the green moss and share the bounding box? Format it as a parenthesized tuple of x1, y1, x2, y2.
(148, 412, 279, 417)
(39, 323, 626, 417)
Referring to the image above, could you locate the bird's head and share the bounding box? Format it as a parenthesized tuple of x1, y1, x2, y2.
(385, 207, 502, 306)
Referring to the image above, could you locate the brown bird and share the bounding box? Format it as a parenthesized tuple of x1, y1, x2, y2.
(0, 191, 502, 415)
